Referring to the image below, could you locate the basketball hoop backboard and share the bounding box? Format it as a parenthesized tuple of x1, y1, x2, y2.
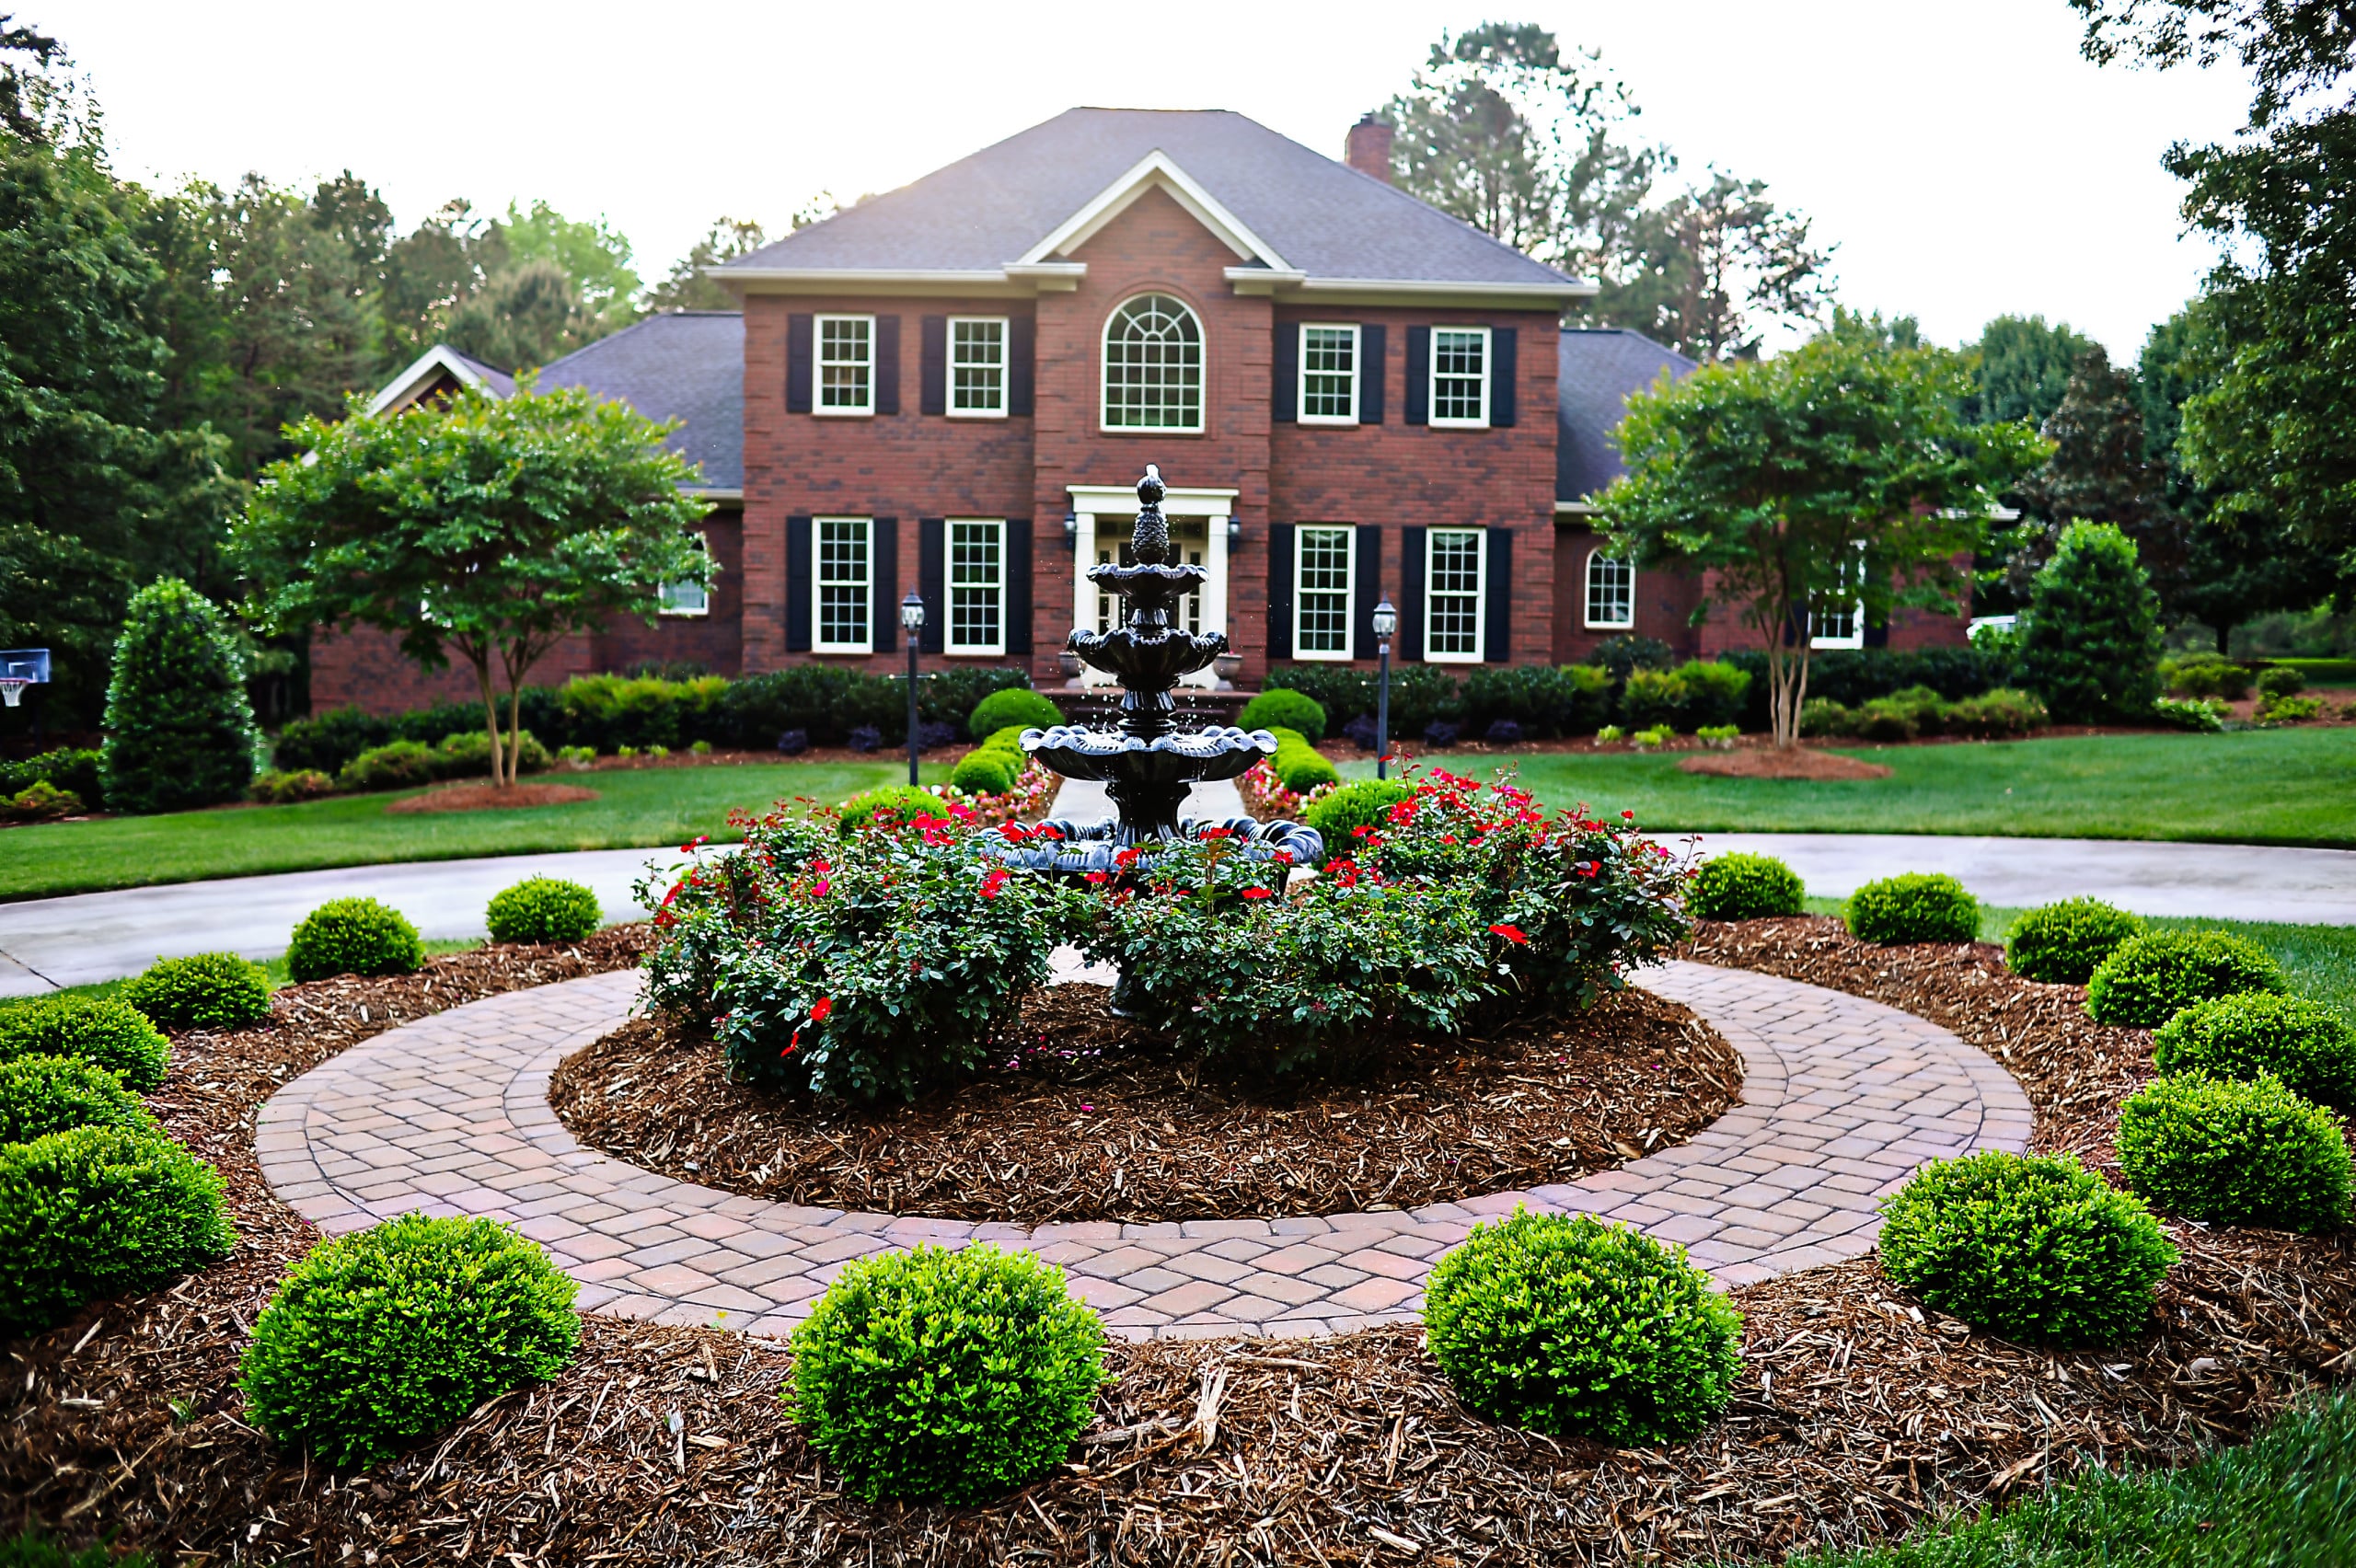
(0, 649, 51, 709)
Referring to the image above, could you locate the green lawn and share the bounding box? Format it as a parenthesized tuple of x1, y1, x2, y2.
(1347, 728, 2356, 847)
(0, 761, 929, 902)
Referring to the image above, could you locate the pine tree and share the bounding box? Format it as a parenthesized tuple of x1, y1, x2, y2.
(2017, 522, 2165, 723)
(100, 578, 260, 813)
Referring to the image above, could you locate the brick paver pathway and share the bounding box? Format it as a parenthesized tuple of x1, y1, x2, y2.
(256, 962, 2030, 1341)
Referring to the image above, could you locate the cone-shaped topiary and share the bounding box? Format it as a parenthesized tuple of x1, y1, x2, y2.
(285, 897, 424, 982)
(2004, 897, 2144, 985)
(1688, 852, 1807, 921)
(2016, 522, 2165, 723)
(0, 1125, 236, 1334)
(0, 996, 170, 1090)
(100, 578, 261, 814)
(0, 1055, 159, 1146)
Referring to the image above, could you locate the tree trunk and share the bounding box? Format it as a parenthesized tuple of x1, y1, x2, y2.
(2214, 621, 2234, 656)
(1755, 593, 1810, 749)
(504, 680, 526, 789)
(468, 655, 512, 790)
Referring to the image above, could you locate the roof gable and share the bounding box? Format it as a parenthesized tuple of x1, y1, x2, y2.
(1556, 329, 1699, 504)
(365, 344, 515, 416)
(1019, 148, 1290, 271)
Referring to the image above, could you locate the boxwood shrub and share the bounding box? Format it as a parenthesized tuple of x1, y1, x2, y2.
(285, 897, 424, 983)
(485, 878, 602, 945)
(2151, 993, 2356, 1111)
(947, 749, 1019, 797)
(2118, 1072, 2352, 1232)
(787, 1243, 1107, 1504)
(1423, 1208, 1741, 1444)
(1302, 778, 1415, 854)
(0, 996, 171, 1090)
(337, 739, 438, 793)
(835, 784, 954, 836)
(1844, 872, 1981, 945)
(240, 1214, 581, 1470)
(0, 1125, 236, 1335)
(1237, 687, 1327, 743)
(1687, 852, 1806, 921)
(1267, 727, 1340, 792)
(0, 1055, 159, 1146)
(965, 687, 1063, 740)
(2085, 929, 2285, 1027)
(2004, 897, 2144, 985)
(122, 952, 272, 1031)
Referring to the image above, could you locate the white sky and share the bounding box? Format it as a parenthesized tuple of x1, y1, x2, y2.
(44, 0, 2253, 360)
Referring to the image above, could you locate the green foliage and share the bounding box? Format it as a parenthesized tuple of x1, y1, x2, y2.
(557, 672, 728, 752)
(1619, 660, 1750, 732)
(2257, 691, 2326, 723)
(1302, 779, 1415, 854)
(248, 767, 335, 804)
(1845, 873, 1981, 945)
(1965, 313, 2099, 427)
(786, 1243, 1107, 1504)
(2017, 522, 2166, 722)
(2118, 1071, 2352, 1231)
(240, 1214, 581, 1470)
(271, 706, 396, 776)
(0, 995, 170, 1090)
(121, 951, 272, 1032)
(0, 1124, 235, 1334)
(2152, 992, 2356, 1109)
(833, 785, 952, 836)
(430, 727, 549, 779)
(99, 578, 260, 813)
(337, 739, 436, 793)
(0, 1054, 158, 1146)
(2085, 928, 2285, 1026)
(1264, 663, 1466, 738)
(1238, 687, 1327, 743)
(1423, 1208, 1742, 1444)
(1461, 663, 1614, 738)
(947, 749, 1018, 798)
(0, 1529, 154, 1568)
(2, 780, 79, 821)
(485, 877, 601, 944)
(1877, 1150, 2177, 1347)
(1943, 688, 2049, 739)
(2004, 897, 2144, 985)
(0, 747, 102, 805)
(1688, 852, 1805, 920)
(2161, 651, 2254, 700)
(1269, 730, 1340, 793)
(965, 686, 1064, 740)
(2153, 695, 2227, 731)
(285, 897, 423, 982)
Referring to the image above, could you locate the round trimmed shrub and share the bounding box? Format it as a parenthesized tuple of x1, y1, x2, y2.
(0, 996, 170, 1090)
(285, 897, 423, 983)
(240, 1214, 582, 1470)
(2004, 897, 2144, 985)
(2118, 1072, 2351, 1231)
(2152, 993, 2356, 1110)
(787, 1243, 1107, 1504)
(2085, 929, 2284, 1027)
(1688, 852, 1806, 921)
(1422, 1208, 1742, 1445)
(966, 688, 1063, 741)
(485, 878, 602, 945)
(121, 951, 272, 1031)
(836, 784, 953, 834)
(1268, 730, 1340, 793)
(1844, 872, 1981, 945)
(0, 1125, 236, 1335)
(1877, 1150, 2177, 1346)
(0, 1055, 159, 1146)
(1238, 687, 1328, 744)
(948, 749, 1019, 798)
(1302, 778, 1415, 853)
(979, 725, 1031, 756)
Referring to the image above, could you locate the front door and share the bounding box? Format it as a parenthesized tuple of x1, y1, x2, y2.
(1071, 485, 1233, 688)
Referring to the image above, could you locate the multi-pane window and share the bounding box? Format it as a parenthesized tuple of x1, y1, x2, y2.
(1809, 544, 1866, 649)
(1426, 528, 1484, 660)
(1584, 549, 1634, 628)
(1295, 526, 1354, 658)
(948, 520, 1005, 654)
(814, 518, 872, 652)
(816, 316, 873, 414)
(1102, 294, 1204, 431)
(658, 532, 711, 617)
(1429, 327, 1489, 427)
(950, 317, 1007, 416)
(1299, 326, 1358, 423)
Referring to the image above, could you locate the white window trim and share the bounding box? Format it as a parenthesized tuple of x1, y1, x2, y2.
(1292, 524, 1357, 662)
(813, 516, 873, 654)
(945, 517, 1008, 657)
(1808, 542, 1868, 651)
(1582, 546, 1634, 630)
(814, 313, 875, 417)
(1100, 293, 1207, 434)
(1424, 526, 1487, 663)
(1428, 325, 1492, 430)
(947, 316, 1009, 419)
(658, 532, 711, 617)
(1297, 323, 1360, 427)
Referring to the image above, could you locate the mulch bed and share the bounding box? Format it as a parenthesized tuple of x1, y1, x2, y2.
(1677, 750, 1893, 781)
(384, 782, 601, 813)
(547, 986, 1741, 1225)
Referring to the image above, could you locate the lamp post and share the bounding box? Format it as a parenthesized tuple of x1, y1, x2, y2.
(1370, 597, 1397, 780)
(900, 591, 925, 787)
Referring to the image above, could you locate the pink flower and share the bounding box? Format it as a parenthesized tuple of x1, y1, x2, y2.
(1490, 924, 1530, 944)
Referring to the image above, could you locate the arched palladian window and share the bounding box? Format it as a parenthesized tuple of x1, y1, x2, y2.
(1584, 548, 1634, 629)
(1102, 294, 1204, 432)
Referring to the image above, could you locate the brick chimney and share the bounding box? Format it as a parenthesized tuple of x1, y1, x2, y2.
(1345, 114, 1394, 183)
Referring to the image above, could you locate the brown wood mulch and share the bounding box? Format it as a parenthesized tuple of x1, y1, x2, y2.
(383, 782, 601, 813)
(6, 919, 2353, 1564)
(1676, 750, 1894, 781)
(547, 985, 1740, 1225)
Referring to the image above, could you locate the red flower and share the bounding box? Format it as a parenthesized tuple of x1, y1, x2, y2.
(810, 878, 832, 897)
(1240, 887, 1273, 901)
(1622, 810, 1635, 819)
(978, 868, 1010, 899)
(808, 997, 834, 1024)
(1085, 870, 1111, 884)
(679, 835, 710, 854)
(1490, 924, 1530, 944)
(1114, 846, 1142, 869)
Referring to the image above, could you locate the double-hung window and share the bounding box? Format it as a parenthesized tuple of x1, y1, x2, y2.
(950, 317, 1008, 417)
(1426, 528, 1486, 661)
(815, 315, 874, 414)
(1809, 544, 1867, 650)
(814, 518, 872, 653)
(947, 519, 1006, 655)
(1294, 525, 1355, 660)
(1299, 325, 1358, 424)
(1584, 548, 1634, 629)
(1429, 327, 1490, 428)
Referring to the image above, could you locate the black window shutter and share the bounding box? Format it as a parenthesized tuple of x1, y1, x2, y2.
(1865, 614, 1890, 650)
(1009, 316, 1034, 415)
(870, 518, 898, 650)
(1266, 524, 1295, 662)
(1357, 323, 1386, 424)
(1484, 527, 1512, 663)
(1272, 321, 1299, 423)
(1403, 326, 1429, 425)
(919, 316, 947, 416)
(918, 519, 946, 655)
(785, 515, 813, 651)
(1400, 525, 1426, 660)
(1006, 518, 1034, 654)
(874, 317, 900, 414)
(1490, 327, 1518, 427)
(1353, 524, 1382, 658)
(786, 316, 814, 414)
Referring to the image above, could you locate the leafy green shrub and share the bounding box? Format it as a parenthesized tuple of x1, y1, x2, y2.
(966, 687, 1063, 741)
(2085, 929, 2284, 1027)
(1238, 687, 1327, 743)
(1845, 873, 1981, 945)
(1592, 634, 1675, 680)
(248, 767, 336, 805)
(1620, 660, 1751, 732)
(1798, 697, 1854, 737)
(834, 784, 953, 836)
(1, 781, 81, 822)
(0, 1055, 158, 1146)
(431, 727, 549, 778)
(1423, 1208, 1741, 1444)
(285, 897, 423, 982)
(121, 952, 272, 1032)
(0, 1529, 152, 1568)
(0, 1125, 236, 1334)
(271, 706, 396, 776)
(240, 1214, 580, 1470)
(1695, 722, 1739, 744)
(1265, 663, 1465, 737)
(1850, 695, 1923, 742)
(1877, 1150, 2177, 1346)
(2152, 993, 2356, 1110)
(947, 748, 1018, 797)
(786, 1243, 1106, 1504)
(338, 739, 437, 793)
(486, 878, 602, 944)
(99, 578, 260, 814)
(556, 744, 595, 768)
(2118, 1072, 2351, 1231)
(2152, 695, 2227, 732)
(2257, 692, 2325, 723)
(1944, 686, 2048, 738)
(1302, 778, 1415, 852)
(978, 724, 1030, 755)
(1461, 663, 1612, 737)
(1268, 729, 1340, 792)
(2004, 897, 2144, 985)
(1632, 723, 1672, 747)
(0, 996, 171, 1090)
(2017, 521, 2165, 722)
(2161, 651, 2253, 701)
(556, 672, 728, 752)
(2256, 664, 2307, 698)
(1595, 723, 1625, 743)
(0, 746, 105, 806)
(1689, 852, 1806, 921)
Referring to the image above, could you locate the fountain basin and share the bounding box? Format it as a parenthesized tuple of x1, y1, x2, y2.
(1021, 723, 1276, 786)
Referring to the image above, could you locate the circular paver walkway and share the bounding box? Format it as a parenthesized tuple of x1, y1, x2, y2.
(254, 962, 2031, 1341)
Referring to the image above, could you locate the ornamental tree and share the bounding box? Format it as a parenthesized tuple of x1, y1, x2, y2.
(230, 386, 712, 786)
(1600, 336, 2050, 746)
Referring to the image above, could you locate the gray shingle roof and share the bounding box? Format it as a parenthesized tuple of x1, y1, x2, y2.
(449, 348, 515, 398)
(537, 312, 744, 491)
(724, 109, 1574, 289)
(1556, 329, 1698, 502)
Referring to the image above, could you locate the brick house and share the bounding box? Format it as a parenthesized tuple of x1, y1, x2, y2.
(317, 108, 1962, 716)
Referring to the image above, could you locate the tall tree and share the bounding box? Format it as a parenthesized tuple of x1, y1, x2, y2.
(1597, 169, 1838, 360)
(0, 12, 61, 141)
(648, 216, 768, 312)
(496, 198, 640, 336)
(1999, 346, 2182, 602)
(1963, 315, 2098, 426)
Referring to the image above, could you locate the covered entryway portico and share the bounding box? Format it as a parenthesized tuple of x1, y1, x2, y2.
(1067, 481, 1235, 688)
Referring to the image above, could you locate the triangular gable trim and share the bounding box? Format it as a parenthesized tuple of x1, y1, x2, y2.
(1014, 149, 1291, 271)
(365, 344, 503, 418)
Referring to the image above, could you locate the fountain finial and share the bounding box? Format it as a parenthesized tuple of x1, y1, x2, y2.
(1132, 465, 1171, 565)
